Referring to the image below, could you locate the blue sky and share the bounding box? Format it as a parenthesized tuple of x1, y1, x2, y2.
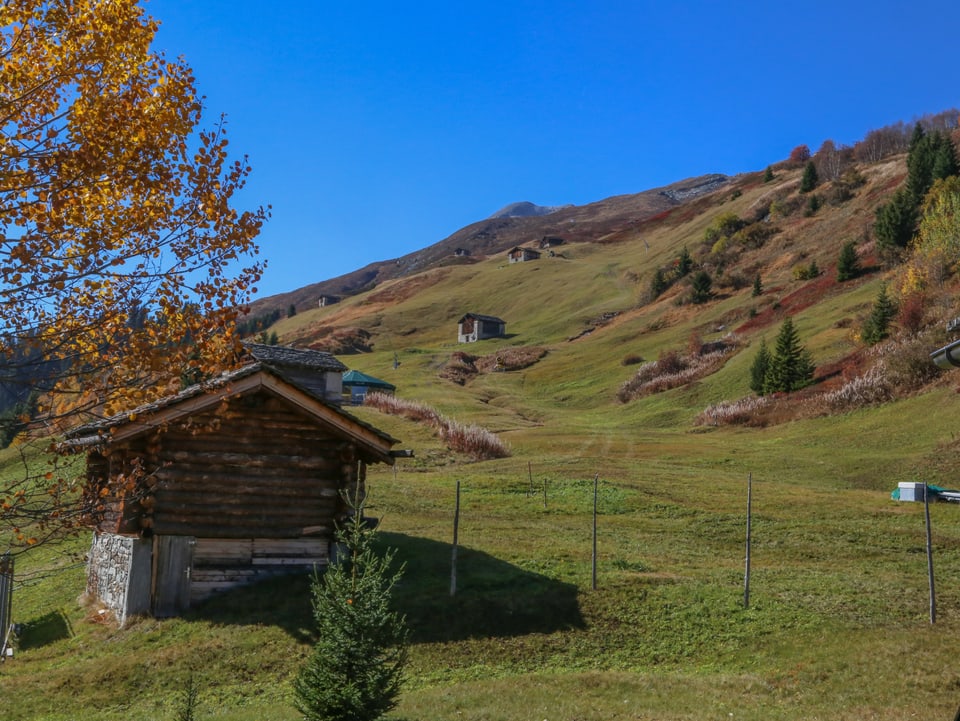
(148, 0, 959, 300)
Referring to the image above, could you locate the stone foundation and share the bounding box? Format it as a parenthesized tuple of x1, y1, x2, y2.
(86, 533, 152, 626)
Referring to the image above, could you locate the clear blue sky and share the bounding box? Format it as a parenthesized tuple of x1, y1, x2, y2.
(148, 0, 959, 300)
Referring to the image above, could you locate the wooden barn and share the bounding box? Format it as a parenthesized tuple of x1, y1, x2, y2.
(507, 246, 541, 263)
(64, 344, 402, 624)
(457, 313, 506, 343)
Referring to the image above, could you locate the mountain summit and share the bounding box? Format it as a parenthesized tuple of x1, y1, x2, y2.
(487, 201, 569, 219)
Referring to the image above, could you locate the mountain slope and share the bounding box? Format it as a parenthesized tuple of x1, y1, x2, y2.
(248, 174, 730, 318)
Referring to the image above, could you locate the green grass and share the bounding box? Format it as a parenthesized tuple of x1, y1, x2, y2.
(8, 157, 960, 719)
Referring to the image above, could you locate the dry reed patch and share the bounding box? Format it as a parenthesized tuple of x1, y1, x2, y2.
(438, 346, 547, 385)
(364, 392, 509, 460)
(618, 335, 741, 402)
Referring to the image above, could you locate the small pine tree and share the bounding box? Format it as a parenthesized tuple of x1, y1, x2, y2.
(650, 268, 669, 299)
(752, 274, 762, 297)
(861, 284, 897, 345)
(750, 338, 771, 395)
(288, 303, 297, 318)
(799, 161, 819, 193)
(174, 674, 201, 721)
(293, 506, 409, 721)
(763, 166, 774, 183)
(836, 240, 860, 281)
(690, 270, 713, 304)
(677, 246, 693, 277)
(763, 317, 815, 394)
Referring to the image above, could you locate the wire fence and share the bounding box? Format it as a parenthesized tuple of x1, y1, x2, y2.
(0, 553, 13, 659)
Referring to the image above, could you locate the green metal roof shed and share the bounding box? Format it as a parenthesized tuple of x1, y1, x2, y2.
(342, 370, 396, 404)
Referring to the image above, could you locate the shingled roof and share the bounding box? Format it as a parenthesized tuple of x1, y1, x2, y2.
(245, 343, 346, 372)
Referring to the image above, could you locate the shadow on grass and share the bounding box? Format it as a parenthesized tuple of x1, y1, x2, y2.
(186, 532, 584, 643)
(384, 532, 585, 643)
(18, 609, 73, 650)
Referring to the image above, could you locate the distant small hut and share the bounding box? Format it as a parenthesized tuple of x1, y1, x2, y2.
(63, 344, 402, 623)
(318, 294, 341, 307)
(342, 369, 396, 405)
(458, 313, 506, 343)
(453, 248, 471, 257)
(507, 246, 541, 263)
(538, 235, 565, 249)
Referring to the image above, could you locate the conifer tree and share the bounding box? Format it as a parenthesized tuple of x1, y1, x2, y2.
(836, 240, 860, 281)
(690, 270, 713, 304)
(650, 268, 669, 299)
(763, 166, 774, 183)
(294, 507, 409, 721)
(763, 317, 815, 394)
(874, 187, 918, 257)
(800, 161, 819, 193)
(677, 246, 693, 277)
(861, 285, 897, 345)
(750, 339, 771, 395)
(752, 274, 763, 297)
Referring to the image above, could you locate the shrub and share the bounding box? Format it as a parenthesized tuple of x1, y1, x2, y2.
(898, 292, 926, 334)
(694, 396, 771, 426)
(621, 353, 644, 366)
(822, 364, 892, 410)
(883, 335, 943, 390)
(793, 262, 820, 281)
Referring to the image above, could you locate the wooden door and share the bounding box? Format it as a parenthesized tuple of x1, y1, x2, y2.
(152, 535, 195, 617)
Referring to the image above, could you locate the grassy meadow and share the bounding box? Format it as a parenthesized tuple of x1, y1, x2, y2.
(5, 158, 960, 719)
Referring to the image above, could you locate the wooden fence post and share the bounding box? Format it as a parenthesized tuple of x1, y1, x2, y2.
(451, 480, 461, 597)
(0, 553, 13, 659)
(744, 472, 752, 610)
(592, 473, 599, 591)
(924, 482, 936, 624)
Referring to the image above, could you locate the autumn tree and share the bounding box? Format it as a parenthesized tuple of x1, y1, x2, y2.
(788, 144, 811, 164)
(0, 0, 267, 552)
(900, 176, 960, 291)
(813, 139, 851, 182)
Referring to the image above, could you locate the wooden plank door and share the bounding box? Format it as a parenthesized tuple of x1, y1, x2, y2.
(152, 535, 195, 617)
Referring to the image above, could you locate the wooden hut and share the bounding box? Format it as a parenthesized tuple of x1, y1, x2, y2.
(64, 344, 401, 623)
(507, 246, 541, 263)
(457, 313, 506, 343)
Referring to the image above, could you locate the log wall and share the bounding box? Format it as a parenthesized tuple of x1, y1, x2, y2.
(108, 391, 360, 539)
(190, 536, 329, 603)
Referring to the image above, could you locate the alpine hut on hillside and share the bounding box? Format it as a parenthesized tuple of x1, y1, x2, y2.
(507, 246, 541, 263)
(64, 344, 402, 624)
(457, 313, 506, 343)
